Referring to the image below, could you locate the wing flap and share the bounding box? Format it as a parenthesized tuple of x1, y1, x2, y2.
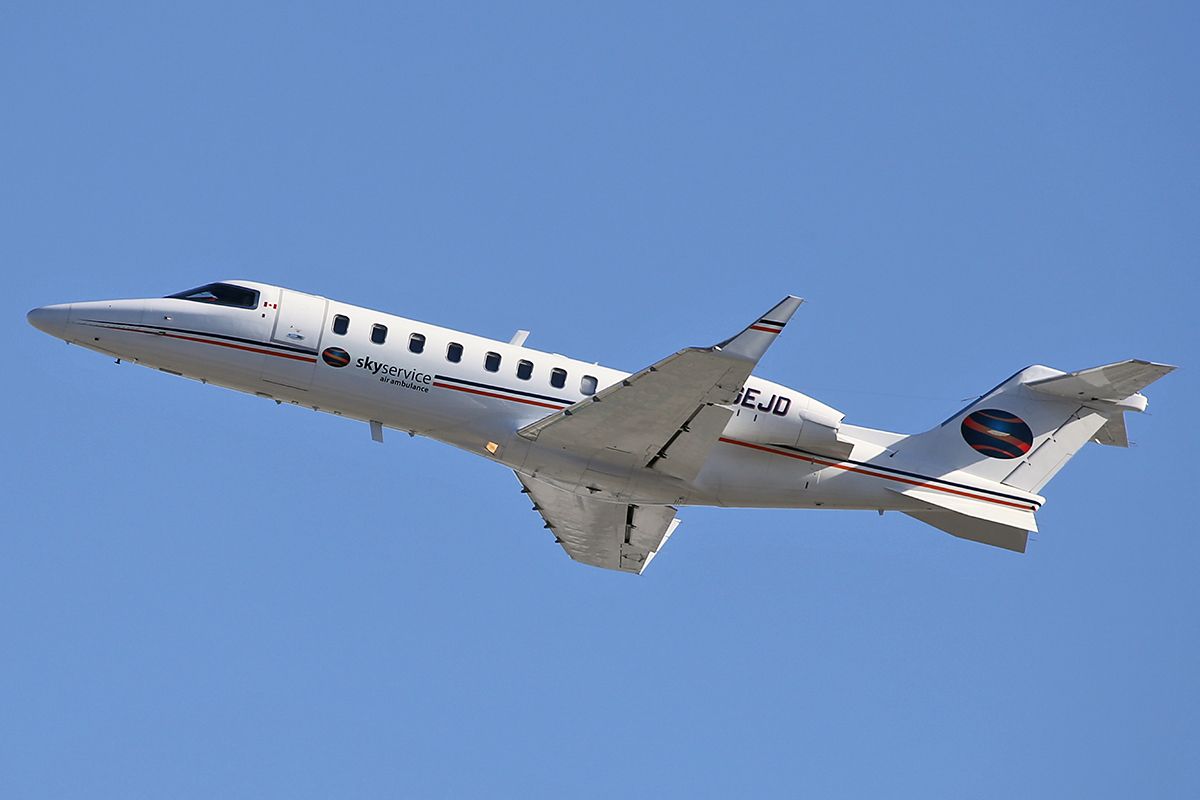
(517, 473, 680, 574)
(889, 485, 1037, 553)
(646, 402, 734, 482)
(902, 510, 1030, 553)
(887, 485, 1038, 531)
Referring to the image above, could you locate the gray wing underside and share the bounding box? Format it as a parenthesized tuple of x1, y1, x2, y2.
(516, 473, 681, 574)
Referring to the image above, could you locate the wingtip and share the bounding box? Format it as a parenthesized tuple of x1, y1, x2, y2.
(715, 296, 804, 360)
(776, 295, 804, 318)
(1129, 360, 1179, 380)
(761, 295, 804, 327)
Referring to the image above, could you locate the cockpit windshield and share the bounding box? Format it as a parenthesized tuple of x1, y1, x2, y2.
(167, 283, 260, 309)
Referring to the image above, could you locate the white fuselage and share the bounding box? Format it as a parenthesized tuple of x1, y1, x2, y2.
(28, 280, 998, 516)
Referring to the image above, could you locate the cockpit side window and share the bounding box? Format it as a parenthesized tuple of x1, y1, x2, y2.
(167, 283, 260, 309)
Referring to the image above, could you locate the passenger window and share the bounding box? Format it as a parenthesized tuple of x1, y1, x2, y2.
(484, 352, 501, 372)
(550, 368, 567, 389)
(371, 324, 388, 344)
(516, 360, 533, 380)
(332, 314, 349, 335)
(409, 333, 426, 354)
(446, 342, 463, 363)
(581, 375, 598, 395)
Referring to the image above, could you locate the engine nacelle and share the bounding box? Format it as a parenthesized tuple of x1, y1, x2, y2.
(726, 381, 854, 458)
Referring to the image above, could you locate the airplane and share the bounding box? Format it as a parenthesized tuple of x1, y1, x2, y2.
(27, 281, 1175, 574)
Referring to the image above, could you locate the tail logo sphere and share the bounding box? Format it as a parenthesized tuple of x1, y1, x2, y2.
(321, 347, 351, 368)
(961, 409, 1034, 459)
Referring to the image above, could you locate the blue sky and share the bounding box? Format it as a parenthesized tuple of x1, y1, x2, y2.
(3, 2, 1197, 797)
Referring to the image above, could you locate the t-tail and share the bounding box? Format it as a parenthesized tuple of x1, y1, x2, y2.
(888, 360, 1175, 553)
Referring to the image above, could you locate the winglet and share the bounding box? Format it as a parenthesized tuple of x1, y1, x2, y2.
(715, 295, 804, 361)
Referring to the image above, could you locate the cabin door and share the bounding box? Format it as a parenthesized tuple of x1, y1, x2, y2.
(261, 288, 327, 391)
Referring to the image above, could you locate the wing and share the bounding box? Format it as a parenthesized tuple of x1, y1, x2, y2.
(518, 296, 803, 483)
(517, 473, 681, 574)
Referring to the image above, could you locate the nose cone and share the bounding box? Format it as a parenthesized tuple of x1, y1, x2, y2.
(27, 304, 72, 338)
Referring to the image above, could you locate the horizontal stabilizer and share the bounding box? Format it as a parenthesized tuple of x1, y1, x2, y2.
(889, 485, 1037, 553)
(902, 510, 1030, 553)
(887, 485, 1038, 532)
(1026, 360, 1176, 409)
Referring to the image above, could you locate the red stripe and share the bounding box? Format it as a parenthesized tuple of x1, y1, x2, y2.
(717, 437, 1036, 511)
(99, 324, 317, 363)
(749, 325, 782, 333)
(158, 331, 317, 362)
(433, 382, 565, 410)
(962, 416, 1032, 452)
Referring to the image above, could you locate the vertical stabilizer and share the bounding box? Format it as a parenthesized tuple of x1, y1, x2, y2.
(895, 361, 1174, 496)
(887, 360, 1172, 551)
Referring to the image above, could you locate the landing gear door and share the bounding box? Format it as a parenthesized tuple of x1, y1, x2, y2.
(262, 288, 327, 392)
